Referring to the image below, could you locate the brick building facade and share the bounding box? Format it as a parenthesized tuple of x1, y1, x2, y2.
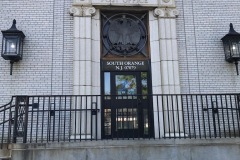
(1, 1, 240, 159)
(1, 0, 240, 106)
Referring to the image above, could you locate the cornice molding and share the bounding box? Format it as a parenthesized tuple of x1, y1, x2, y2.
(69, 6, 96, 17)
(159, 0, 175, 7)
(70, 0, 175, 8)
(154, 8, 179, 18)
(73, 0, 92, 6)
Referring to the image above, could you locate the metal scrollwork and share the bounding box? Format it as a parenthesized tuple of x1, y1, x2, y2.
(102, 13, 147, 57)
(13, 96, 29, 143)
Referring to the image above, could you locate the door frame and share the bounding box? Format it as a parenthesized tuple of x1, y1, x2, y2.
(101, 64, 154, 139)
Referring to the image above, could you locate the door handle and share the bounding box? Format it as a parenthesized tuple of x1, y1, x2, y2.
(138, 98, 141, 104)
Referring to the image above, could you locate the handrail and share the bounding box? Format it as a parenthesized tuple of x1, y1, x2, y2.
(10, 93, 240, 95)
(0, 94, 240, 148)
(0, 96, 16, 149)
(0, 96, 15, 109)
(0, 105, 15, 112)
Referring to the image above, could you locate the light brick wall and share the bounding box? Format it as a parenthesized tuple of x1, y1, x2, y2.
(1, 0, 240, 106)
(176, 0, 240, 94)
(0, 0, 73, 106)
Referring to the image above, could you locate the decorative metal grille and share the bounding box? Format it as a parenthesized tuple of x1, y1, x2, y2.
(102, 13, 148, 57)
(13, 96, 28, 142)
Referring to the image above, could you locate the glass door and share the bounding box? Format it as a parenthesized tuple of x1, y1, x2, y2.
(102, 72, 153, 138)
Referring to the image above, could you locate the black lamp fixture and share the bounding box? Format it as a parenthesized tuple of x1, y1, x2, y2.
(221, 23, 240, 75)
(1, 19, 25, 75)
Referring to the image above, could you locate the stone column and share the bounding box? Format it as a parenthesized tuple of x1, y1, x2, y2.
(151, 7, 184, 138)
(154, 7, 180, 95)
(70, 6, 96, 95)
(69, 6, 97, 139)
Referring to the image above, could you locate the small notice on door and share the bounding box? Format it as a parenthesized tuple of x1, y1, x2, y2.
(102, 60, 149, 71)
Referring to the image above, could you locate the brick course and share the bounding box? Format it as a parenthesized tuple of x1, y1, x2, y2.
(1, 0, 240, 106)
(176, 0, 240, 94)
(0, 0, 73, 105)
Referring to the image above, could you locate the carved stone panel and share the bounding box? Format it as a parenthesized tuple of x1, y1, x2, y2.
(101, 13, 148, 58)
(73, 0, 175, 7)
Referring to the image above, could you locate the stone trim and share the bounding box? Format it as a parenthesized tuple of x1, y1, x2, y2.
(69, 6, 96, 17)
(154, 8, 179, 18)
(159, 0, 175, 7)
(71, 0, 175, 7)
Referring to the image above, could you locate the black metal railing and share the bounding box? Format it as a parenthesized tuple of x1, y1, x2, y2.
(0, 96, 15, 149)
(0, 94, 240, 148)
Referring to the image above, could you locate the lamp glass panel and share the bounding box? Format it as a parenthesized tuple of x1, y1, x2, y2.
(224, 43, 231, 59)
(231, 41, 240, 58)
(4, 37, 18, 54)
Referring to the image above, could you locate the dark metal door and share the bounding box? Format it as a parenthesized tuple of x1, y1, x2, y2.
(102, 71, 153, 138)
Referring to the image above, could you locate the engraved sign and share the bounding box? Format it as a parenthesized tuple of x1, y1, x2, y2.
(102, 60, 149, 71)
(78, 0, 160, 7)
(101, 0, 148, 4)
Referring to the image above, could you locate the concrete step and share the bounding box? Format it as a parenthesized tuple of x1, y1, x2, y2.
(0, 158, 11, 160)
(0, 144, 11, 160)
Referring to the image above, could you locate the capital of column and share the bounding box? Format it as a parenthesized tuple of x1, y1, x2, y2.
(154, 8, 179, 18)
(69, 6, 96, 17)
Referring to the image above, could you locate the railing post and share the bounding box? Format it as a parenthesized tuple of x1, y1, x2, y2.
(12, 96, 29, 143)
(237, 94, 240, 118)
(212, 102, 217, 138)
(12, 97, 19, 143)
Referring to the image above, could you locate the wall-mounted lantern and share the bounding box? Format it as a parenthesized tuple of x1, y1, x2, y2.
(1, 19, 25, 75)
(221, 23, 240, 75)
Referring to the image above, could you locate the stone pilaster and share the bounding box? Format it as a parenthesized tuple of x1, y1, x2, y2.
(69, 6, 97, 139)
(151, 8, 184, 138)
(70, 6, 96, 96)
(154, 7, 180, 95)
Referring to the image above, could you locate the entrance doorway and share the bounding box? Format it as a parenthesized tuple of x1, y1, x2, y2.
(102, 71, 153, 138)
(100, 12, 152, 138)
